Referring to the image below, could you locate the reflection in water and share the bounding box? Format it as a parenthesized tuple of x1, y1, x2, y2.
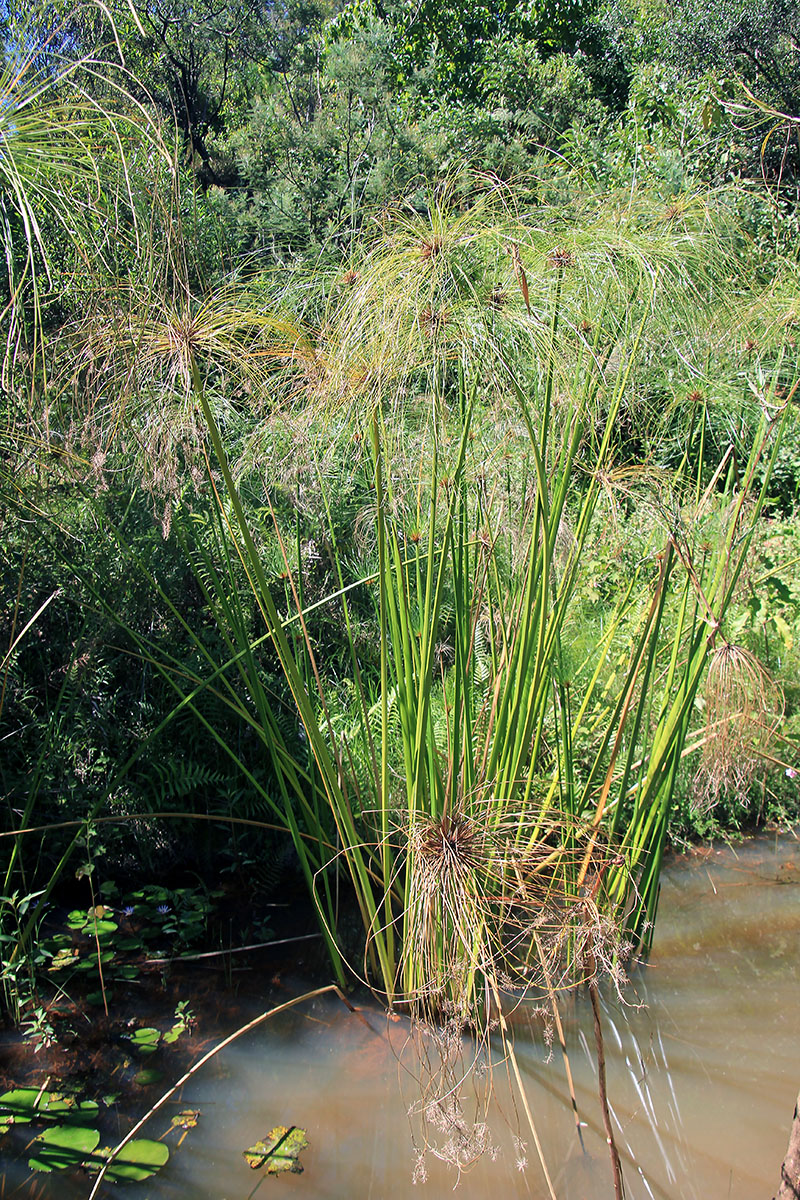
(8, 832, 800, 1198)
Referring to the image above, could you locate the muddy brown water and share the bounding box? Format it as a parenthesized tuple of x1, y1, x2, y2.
(2, 830, 799, 1198)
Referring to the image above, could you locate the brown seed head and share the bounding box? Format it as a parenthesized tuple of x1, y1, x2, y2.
(549, 247, 575, 270)
(419, 238, 443, 260)
(420, 307, 449, 336)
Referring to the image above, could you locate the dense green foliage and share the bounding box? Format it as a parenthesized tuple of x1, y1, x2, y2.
(1, 0, 799, 1045)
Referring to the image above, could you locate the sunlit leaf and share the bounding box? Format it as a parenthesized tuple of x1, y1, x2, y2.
(243, 1126, 308, 1174)
(101, 1138, 169, 1182)
(28, 1125, 100, 1172)
(128, 1027, 161, 1053)
(170, 1109, 199, 1130)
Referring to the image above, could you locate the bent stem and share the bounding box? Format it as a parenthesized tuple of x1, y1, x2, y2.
(87, 985, 356, 1200)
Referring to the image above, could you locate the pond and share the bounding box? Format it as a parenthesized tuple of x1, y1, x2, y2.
(2, 830, 799, 1199)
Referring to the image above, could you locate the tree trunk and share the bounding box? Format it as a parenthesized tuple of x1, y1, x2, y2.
(775, 1091, 800, 1200)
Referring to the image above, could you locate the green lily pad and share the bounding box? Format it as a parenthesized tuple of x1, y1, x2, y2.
(28, 1125, 100, 1172)
(41, 1096, 100, 1123)
(243, 1126, 308, 1175)
(91, 919, 118, 938)
(0, 1088, 100, 1132)
(0, 1088, 42, 1133)
(64, 1100, 100, 1124)
(0, 1087, 42, 1125)
(76, 949, 114, 969)
(129, 1027, 161, 1053)
(133, 1067, 163, 1087)
(101, 1138, 169, 1182)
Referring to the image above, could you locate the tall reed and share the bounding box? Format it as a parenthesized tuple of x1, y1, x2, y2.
(154, 193, 793, 1022)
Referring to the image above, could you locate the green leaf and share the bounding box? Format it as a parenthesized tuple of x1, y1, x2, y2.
(88, 919, 118, 937)
(765, 575, 792, 602)
(76, 949, 114, 969)
(28, 1125, 100, 1172)
(43, 1096, 100, 1124)
(129, 1027, 161, 1053)
(101, 1138, 169, 1182)
(117, 936, 144, 951)
(48, 947, 80, 971)
(133, 1067, 163, 1087)
(0, 1088, 45, 1126)
(243, 1126, 308, 1174)
(86, 990, 114, 1005)
(701, 95, 721, 131)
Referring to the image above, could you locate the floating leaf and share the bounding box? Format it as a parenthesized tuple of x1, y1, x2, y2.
(133, 1067, 163, 1087)
(101, 1138, 169, 1182)
(243, 1126, 308, 1175)
(28, 1125, 100, 1172)
(170, 1109, 199, 1130)
(64, 1100, 100, 1124)
(0, 1087, 43, 1127)
(88, 919, 118, 938)
(129, 1027, 161, 1053)
(49, 948, 80, 971)
(76, 949, 114, 969)
(116, 937, 143, 951)
(0, 1088, 100, 1132)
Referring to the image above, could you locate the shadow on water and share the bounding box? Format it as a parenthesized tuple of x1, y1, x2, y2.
(2, 829, 798, 1198)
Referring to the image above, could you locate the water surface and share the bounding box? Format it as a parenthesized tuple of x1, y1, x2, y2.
(6, 831, 800, 1198)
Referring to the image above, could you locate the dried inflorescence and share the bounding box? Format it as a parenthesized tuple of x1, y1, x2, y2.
(694, 640, 783, 810)
(392, 807, 635, 1183)
(396, 807, 632, 1026)
(419, 306, 450, 337)
(548, 246, 575, 270)
(487, 287, 508, 310)
(419, 238, 443, 260)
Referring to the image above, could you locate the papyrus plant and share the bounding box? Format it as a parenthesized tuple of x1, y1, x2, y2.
(177, 212, 792, 1021)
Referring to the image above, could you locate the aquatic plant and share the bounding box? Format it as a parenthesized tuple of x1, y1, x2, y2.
(0, 1086, 170, 1182)
(189, 190, 788, 1003)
